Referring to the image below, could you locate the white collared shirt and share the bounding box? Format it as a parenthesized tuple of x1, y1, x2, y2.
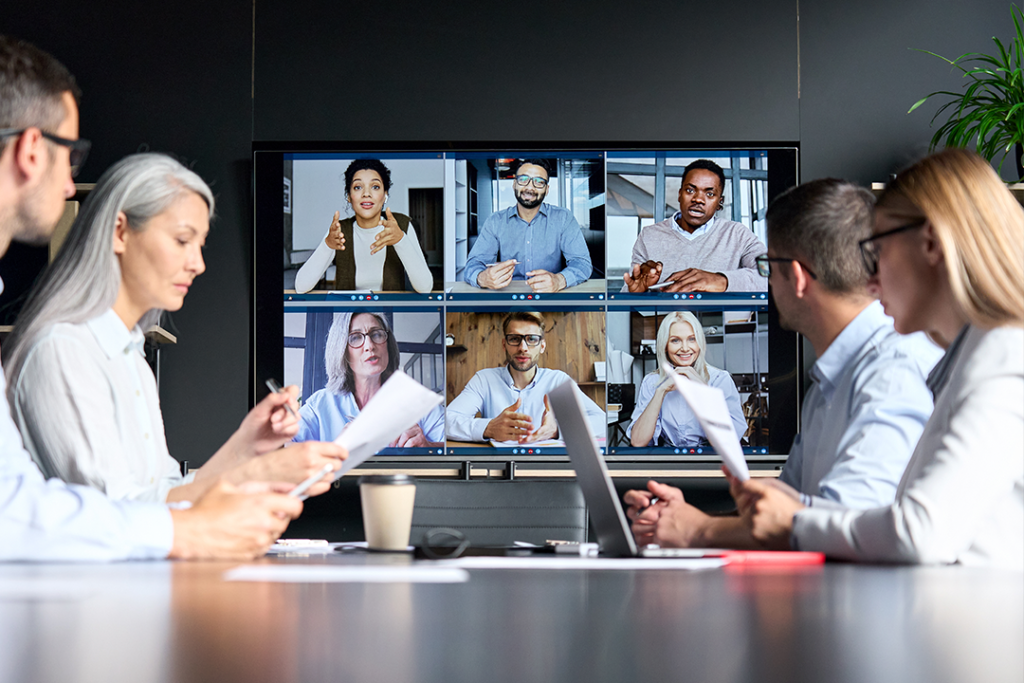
(11, 309, 192, 502)
(793, 325, 1024, 569)
(0, 277, 171, 561)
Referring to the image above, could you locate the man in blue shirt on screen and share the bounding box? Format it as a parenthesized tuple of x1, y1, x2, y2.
(0, 35, 335, 561)
(447, 311, 605, 443)
(625, 178, 943, 549)
(463, 158, 592, 293)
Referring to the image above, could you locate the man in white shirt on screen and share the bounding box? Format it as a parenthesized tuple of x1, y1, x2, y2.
(446, 311, 605, 444)
(625, 178, 943, 549)
(0, 35, 341, 561)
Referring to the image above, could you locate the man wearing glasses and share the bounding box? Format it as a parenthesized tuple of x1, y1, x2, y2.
(446, 311, 604, 443)
(0, 35, 310, 561)
(625, 178, 942, 549)
(463, 158, 593, 293)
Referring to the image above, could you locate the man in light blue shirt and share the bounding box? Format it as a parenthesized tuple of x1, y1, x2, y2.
(625, 178, 942, 548)
(447, 311, 605, 443)
(0, 35, 318, 561)
(463, 159, 592, 293)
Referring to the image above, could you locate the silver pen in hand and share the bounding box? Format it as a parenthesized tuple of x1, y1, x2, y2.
(634, 496, 660, 518)
(265, 378, 299, 420)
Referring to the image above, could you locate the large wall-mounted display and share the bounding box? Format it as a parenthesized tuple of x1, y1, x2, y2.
(254, 143, 799, 465)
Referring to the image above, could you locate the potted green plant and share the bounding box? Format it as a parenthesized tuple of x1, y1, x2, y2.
(909, 4, 1024, 180)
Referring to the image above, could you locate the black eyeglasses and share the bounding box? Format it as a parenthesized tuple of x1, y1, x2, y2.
(515, 175, 548, 189)
(504, 334, 543, 347)
(347, 329, 389, 348)
(857, 220, 926, 276)
(755, 255, 817, 280)
(0, 128, 91, 178)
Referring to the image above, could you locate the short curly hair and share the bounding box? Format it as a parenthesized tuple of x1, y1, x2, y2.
(343, 159, 393, 194)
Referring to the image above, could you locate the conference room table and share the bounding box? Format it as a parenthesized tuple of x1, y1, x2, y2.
(1, 551, 1019, 683)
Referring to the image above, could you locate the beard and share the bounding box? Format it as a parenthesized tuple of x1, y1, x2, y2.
(506, 352, 537, 373)
(13, 187, 61, 246)
(515, 188, 544, 210)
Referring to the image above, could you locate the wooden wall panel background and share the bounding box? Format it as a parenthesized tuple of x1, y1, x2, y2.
(446, 311, 605, 408)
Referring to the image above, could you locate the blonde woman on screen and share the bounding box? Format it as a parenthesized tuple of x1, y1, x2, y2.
(3, 153, 345, 503)
(729, 149, 1024, 569)
(294, 159, 434, 293)
(627, 310, 747, 448)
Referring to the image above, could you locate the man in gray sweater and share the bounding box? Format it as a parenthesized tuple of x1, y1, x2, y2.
(623, 160, 767, 293)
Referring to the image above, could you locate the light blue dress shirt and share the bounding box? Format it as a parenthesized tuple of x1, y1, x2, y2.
(463, 203, 593, 288)
(627, 367, 747, 448)
(446, 367, 605, 442)
(294, 387, 446, 444)
(0, 282, 172, 561)
(778, 301, 943, 509)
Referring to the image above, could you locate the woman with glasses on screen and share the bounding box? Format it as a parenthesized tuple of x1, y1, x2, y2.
(729, 149, 1023, 569)
(2, 153, 346, 503)
(627, 311, 747, 448)
(293, 311, 444, 447)
(294, 159, 434, 294)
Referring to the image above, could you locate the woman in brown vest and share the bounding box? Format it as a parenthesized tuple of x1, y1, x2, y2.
(294, 159, 434, 293)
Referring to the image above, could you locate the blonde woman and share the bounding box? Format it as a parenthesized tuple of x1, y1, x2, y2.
(628, 311, 746, 448)
(730, 149, 1024, 569)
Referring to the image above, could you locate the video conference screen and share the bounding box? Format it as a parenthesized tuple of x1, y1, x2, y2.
(255, 144, 799, 461)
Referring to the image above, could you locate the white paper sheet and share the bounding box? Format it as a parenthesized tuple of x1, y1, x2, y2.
(663, 363, 750, 480)
(434, 556, 726, 571)
(224, 565, 469, 583)
(332, 370, 444, 479)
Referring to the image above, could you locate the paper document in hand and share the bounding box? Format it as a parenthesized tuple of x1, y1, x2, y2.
(662, 363, 749, 480)
(331, 370, 444, 479)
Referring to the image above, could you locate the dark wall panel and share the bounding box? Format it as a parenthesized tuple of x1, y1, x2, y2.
(0, 0, 254, 466)
(254, 1, 801, 142)
(3, 0, 1015, 473)
(799, 0, 1017, 184)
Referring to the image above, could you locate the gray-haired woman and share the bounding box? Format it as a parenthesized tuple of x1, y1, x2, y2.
(3, 153, 345, 503)
(292, 311, 445, 447)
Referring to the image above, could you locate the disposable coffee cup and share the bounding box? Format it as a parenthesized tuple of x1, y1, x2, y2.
(358, 474, 417, 551)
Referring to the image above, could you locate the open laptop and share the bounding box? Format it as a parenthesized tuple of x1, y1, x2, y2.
(547, 380, 721, 558)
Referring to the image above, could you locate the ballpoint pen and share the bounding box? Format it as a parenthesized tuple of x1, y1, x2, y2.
(265, 378, 299, 420)
(634, 496, 660, 517)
